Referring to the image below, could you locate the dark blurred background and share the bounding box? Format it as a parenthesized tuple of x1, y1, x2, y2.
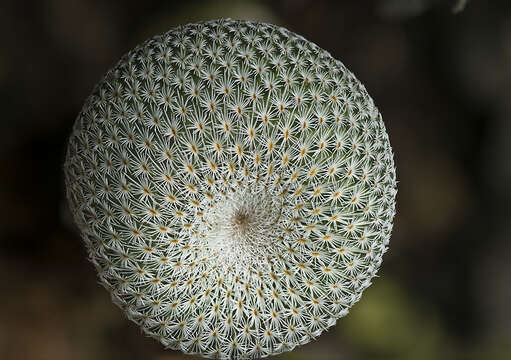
(1, 0, 510, 359)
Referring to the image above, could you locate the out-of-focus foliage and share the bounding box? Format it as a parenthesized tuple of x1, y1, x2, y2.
(340, 279, 448, 360)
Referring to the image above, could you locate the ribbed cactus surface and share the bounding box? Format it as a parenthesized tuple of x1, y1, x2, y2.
(64, 18, 397, 359)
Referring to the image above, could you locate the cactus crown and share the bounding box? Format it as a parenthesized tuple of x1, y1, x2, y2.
(64, 18, 397, 359)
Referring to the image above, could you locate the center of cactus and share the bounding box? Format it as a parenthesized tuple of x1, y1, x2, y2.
(200, 186, 282, 271)
(231, 208, 253, 236)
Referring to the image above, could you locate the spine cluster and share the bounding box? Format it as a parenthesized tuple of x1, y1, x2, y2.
(64, 18, 397, 359)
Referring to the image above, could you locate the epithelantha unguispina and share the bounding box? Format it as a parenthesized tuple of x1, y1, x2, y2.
(64, 18, 397, 359)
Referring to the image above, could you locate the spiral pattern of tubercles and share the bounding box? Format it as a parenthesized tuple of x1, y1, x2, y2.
(64, 18, 397, 359)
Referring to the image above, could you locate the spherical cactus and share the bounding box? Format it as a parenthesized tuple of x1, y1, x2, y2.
(64, 18, 397, 359)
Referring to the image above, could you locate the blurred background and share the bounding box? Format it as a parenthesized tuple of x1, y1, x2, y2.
(1, 0, 510, 359)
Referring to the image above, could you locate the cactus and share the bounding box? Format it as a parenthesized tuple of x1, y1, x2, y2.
(64, 18, 397, 359)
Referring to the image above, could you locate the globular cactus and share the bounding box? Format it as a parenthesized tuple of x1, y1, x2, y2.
(64, 18, 397, 359)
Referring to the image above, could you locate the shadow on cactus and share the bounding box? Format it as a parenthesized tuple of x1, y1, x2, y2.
(64, 18, 397, 359)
